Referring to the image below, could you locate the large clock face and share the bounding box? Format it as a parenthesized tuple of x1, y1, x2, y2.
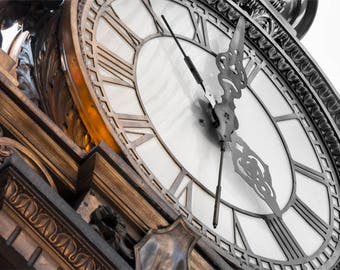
(77, 0, 340, 268)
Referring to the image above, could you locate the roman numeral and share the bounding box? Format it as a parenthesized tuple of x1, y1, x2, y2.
(95, 44, 134, 87)
(244, 53, 262, 84)
(233, 211, 252, 251)
(169, 169, 193, 211)
(117, 113, 155, 148)
(117, 114, 151, 128)
(103, 7, 142, 48)
(292, 196, 330, 240)
(273, 113, 299, 122)
(294, 161, 326, 185)
(188, 5, 211, 50)
(141, 0, 167, 33)
(266, 216, 306, 260)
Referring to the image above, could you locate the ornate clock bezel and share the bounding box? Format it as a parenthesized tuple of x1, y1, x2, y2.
(60, 0, 340, 268)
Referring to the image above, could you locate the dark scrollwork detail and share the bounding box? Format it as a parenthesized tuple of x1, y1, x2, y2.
(228, 0, 282, 38)
(268, 0, 286, 12)
(90, 205, 135, 263)
(230, 135, 280, 215)
(17, 38, 40, 105)
(3, 174, 105, 270)
(250, 6, 281, 39)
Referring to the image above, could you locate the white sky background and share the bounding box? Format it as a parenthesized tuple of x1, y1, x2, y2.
(1, 23, 20, 53)
(302, 0, 340, 93)
(1, 1, 339, 93)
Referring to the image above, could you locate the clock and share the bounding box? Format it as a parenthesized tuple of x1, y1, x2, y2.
(61, 0, 340, 269)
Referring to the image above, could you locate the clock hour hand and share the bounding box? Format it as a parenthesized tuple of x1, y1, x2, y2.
(216, 16, 247, 101)
(161, 15, 216, 107)
(230, 133, 281, 217)
(212, 16, 247, 142)
(213, 17, 248, 228)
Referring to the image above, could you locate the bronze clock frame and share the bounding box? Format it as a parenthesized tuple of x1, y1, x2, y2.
(60, 0, 340, 269)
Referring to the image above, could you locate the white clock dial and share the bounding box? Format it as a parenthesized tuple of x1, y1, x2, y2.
(79, 0, 340, 268)
(136, 37, 292, 216)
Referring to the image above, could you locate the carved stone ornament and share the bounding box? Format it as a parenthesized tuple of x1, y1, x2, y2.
(4, 173, 103, 269)
(90, 205, 135, 262)
(1, 154, 132, 270)
(134, 217, 200, 270)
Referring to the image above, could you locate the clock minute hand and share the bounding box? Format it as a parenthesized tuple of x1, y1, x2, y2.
(161, 15, 216, 107)
(213, 140, 226, 228)
(230, 133, 281, 217)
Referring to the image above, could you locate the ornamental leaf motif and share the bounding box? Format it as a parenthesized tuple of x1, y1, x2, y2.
(34, 213, 58, 238)
(73, 252, 99, 270)
(3, 175, 105, 269)
(54, 232, 77, 258)
(4, 177, 19, 201)
(14, 193, 39, 218)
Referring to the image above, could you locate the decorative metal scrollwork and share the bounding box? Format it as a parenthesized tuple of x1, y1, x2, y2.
(230, 135, 281, 216)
